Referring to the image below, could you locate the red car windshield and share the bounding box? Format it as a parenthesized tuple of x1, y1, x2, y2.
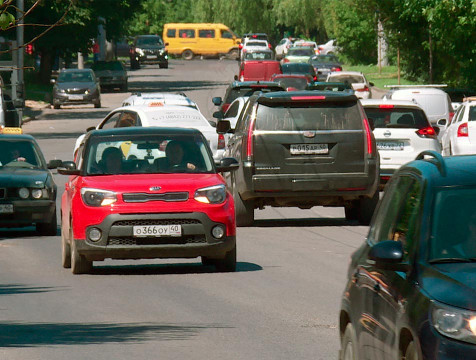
(84, 134, 214, 175)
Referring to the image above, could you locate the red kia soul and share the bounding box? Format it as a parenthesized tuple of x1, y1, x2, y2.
(58, 127, 238, 274)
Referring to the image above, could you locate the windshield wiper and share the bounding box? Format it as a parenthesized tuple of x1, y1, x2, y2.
(429, 258, 476, 264)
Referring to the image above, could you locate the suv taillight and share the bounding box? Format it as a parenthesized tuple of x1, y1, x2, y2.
(363, 117, 373, 156)
(246, 114, 257, 160)
(218, 134, 225, 149)
(457, 123, 469, 137)
(416, 126, 437, 139)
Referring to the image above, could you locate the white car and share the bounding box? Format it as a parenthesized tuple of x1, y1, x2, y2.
(293, 40, 318, 54)
(121, 92, 198, 109)
(74, 105, 224, 160)
(385, 86, 454, 139)
(361, 99, 441, 185)
(317, 39, 338, 55)
(275, 38, 293, 60)
(441, 97, 476, 156)
(327, 71, 373, 99)
(241, 39, 270, 60)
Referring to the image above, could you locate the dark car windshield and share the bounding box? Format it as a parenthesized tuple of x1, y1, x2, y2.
(91, 61, 124, 71)
(328, 74, 364, 84)
(84, 134, 214, 175)
(282, 63, 314, 75)
(136, 36, 163, 46)
(225, 86, 283, 103)
(430, 188, 476, 261)
(58, 71, 93, 83)
(287, 48, 314, 57)
(256, 101, 362, 131)
(310, 55, 339, 64)
(274, 77, 309, 90)
(0, 140, 42, 168)
(364, 107, 430, 129)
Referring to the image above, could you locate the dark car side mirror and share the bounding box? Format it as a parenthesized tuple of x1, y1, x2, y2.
(369, 82, 375, 87)
(47, 159, 63, 169)
(213, 111, 224, 120)
(216, 157, 239, 172)
(216, 120, 231, 134)
(57, 161, 80, 175)
(212, 97, 223, 106)
(368, 240, 409, 271)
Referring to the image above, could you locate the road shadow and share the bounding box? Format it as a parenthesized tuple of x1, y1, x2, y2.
(0, 284, 68, 296)
(127, 74, 171, 79)
(128, 80, 229, 93)
(39, 109, 110, 121)
(91, 261, 262, 276)
(0, 226, 60, 239)
(0, 321, 231, 347)
(252, 217, 360, 228)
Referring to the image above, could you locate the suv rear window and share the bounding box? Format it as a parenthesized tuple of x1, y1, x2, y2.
(364, 107, 429, 129)
(255, 102, 362, 131)
(136, 36, 163, 46)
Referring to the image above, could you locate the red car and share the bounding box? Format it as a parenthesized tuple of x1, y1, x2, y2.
(59, 127, 238, 274)
(238, 59, 282, 82)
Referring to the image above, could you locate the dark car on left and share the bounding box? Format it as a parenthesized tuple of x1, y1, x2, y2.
(51, 69, 101, 109)
(130, 35, 168, 69)
(0, 130, 59, 235)
(91, 60, 128, 92)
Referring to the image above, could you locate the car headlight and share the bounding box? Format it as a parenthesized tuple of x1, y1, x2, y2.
(194, 184, 226, 204)
(432, 302, 476, 344)
(58, 88, 66, 93)
(81, 188, 117, 207)
(31, 189, 43, 199)
(135, 48, 144, 55)
(19, 187, 29, 199)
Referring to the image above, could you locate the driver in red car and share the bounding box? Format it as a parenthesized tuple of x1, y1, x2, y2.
(164, 141, 196, 171)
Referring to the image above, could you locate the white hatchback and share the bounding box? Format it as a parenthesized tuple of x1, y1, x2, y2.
(441, 97, 476, 156)
(327, 71, 373, 99)
(121, 92, 198, 109)
(74, 104, 224, 160)
(361, 99, 441, 185)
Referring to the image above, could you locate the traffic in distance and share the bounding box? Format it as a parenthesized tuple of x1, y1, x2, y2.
(2, 27, 476, 360)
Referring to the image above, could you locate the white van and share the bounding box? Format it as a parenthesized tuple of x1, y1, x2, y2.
(386, 86, 454, 139)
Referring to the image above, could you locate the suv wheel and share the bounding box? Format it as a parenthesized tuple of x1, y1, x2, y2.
(159, 62, 168, 69)
(227, 49, 239, 60)
(182, 49, 194, 60)
(344, 204, 359, 221)
(94, 98, 101, 108)
(233, 184, 254, 227)
(340, 323, 358, 360)
(214, 245, 237, 272)
(357, 191, 379, 225)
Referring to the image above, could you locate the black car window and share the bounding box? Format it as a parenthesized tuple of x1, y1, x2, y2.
(221, 30, 233, 39)
(430, 187, 476, 260)
(368, 176, 417, 248)
(225, 101, 240, 118)
(364, 108, 430, 129)
(58, 71, 93, 83)
(167, 29, 176, 38)
(282, 63, 314, 75)
(199, 29, 215, 38)
(255, 101, 362, 131)
(0, 140, 42, 168)
(179, 29, 195, 38)
(469, 106, 476, 121)
(100, 112, 123, 129)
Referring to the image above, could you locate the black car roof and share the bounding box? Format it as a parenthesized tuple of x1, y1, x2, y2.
(403, 153, 476, 188)
(256, 90, 358, 103)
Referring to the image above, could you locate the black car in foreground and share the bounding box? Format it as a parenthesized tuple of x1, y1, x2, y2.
(130, 35, 168, 69)
(218, 91, 379, 226)
(51, 69, 101, 109)
(0, 131, 59, 235)
(340, 152, 476, 360)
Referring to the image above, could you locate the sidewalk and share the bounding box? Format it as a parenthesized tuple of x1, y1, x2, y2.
(22, 100, 51, 124)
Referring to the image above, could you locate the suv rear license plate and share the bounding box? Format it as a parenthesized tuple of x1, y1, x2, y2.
(0, 204, 13, 213)
(377, 142, 404, 151)
(290, 144, 328, 155)
(68, 95, 83, 100)
(133, 225, 182, 237)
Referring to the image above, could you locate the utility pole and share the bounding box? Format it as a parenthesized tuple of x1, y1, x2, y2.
(429, 23, 433, 84)
(16, 0, 24, 122)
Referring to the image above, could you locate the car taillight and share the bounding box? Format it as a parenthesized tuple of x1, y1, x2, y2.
(416, 126, 437, 139)
(313, 76, 317, 81)
(331, 67, 342, 72)
(246, 113, 256, 160)
(379, 104, 394, 109)
(239, 44, 243, 49)
(283, 58, 290, 63)
(356, 87, 370, 92)
(218, 134, 225, 149)
(457, 123, 469, 137)
(268, 44, 272, 49)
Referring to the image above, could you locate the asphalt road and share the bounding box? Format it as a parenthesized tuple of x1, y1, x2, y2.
(0, 60, 370, 360)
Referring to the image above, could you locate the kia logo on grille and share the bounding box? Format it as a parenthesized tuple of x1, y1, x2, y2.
(303, 131, 316, 138)
(384, 130, 391, 137)
(149, 186, 162, 191)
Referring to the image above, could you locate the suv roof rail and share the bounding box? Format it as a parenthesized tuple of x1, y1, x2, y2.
(416, 151, 447, 176)
(384, 84, 447, 89)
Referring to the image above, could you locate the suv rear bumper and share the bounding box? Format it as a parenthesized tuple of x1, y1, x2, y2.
(74, 212, 235, 261)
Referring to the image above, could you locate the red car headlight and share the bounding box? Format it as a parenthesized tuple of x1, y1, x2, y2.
(81, 188, 117, 207)
(194, 184, 226, 204)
